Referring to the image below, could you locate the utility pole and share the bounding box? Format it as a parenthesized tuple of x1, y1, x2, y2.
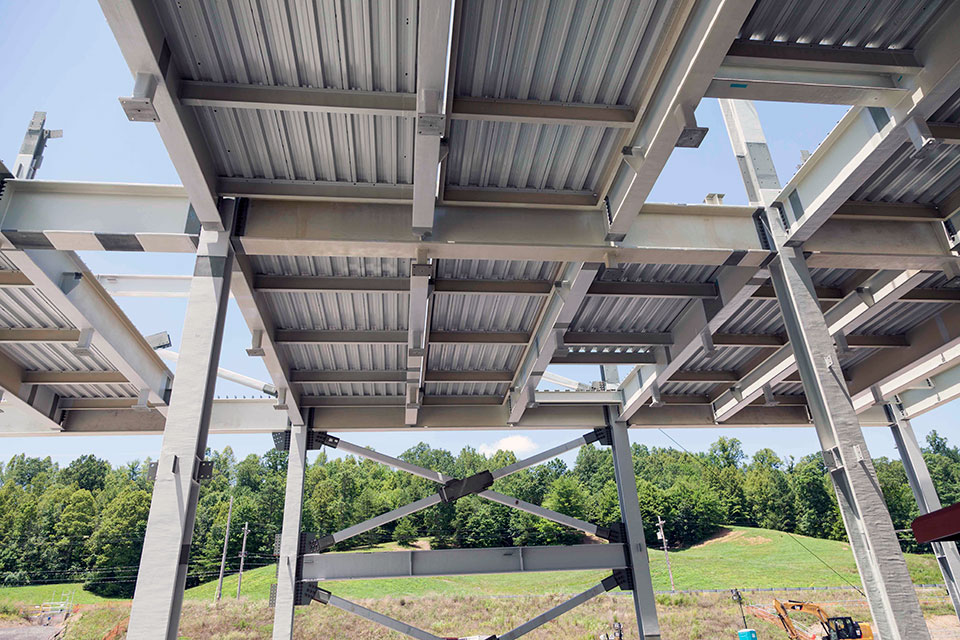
(236, 522, 249, 599)
(215, 496, 234, 603)
(657, 516, 675, 592)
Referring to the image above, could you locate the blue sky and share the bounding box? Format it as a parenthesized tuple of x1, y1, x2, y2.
(0, 1, 956, 469)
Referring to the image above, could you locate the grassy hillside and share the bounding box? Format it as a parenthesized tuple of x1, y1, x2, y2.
(0, 526, 944, 607)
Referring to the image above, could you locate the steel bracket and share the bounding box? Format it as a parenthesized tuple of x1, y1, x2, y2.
(439, 470, 495, 503)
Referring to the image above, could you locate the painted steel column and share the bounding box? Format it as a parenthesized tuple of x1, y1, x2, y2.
(766, 212, 930, 640)
(888, 406, 960, 618)
(608, 409, 660, 640)
(127, 201, 234, 640)
(272, 422, 308, 639)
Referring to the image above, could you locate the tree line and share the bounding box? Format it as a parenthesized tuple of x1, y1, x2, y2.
(1, 430, 957, 598)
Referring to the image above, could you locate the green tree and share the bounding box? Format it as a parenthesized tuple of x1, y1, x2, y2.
(61, 455, 110, 492)
(394, 517, 418, 546)
(85, 487, 150, 597)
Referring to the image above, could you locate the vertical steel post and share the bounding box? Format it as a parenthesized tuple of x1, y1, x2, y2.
(237, 522, 249, 600)
(608, 409, 660, 640)
(272, 422, 308, 639)
(126, 200, 234, 640)
(766, 212, 930, 640)
(214, 495, 234, 602)
(888, 406, 960, 619)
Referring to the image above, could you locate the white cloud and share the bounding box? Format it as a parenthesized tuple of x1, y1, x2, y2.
(478, 435, 538, 457)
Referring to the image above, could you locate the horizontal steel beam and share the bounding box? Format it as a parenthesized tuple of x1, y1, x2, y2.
(288, 370, 513, 384)
(301, 544, 627, 581)
(178, 80, 637, 128)
(274, 330, 529, 345)
(0, 271, 32, 287)
(451, 96, 635, 128)
(22, 371, 128, 385)
(0, 328, 80, 343)
(219, 177, 413, 203)
(179, 80, 416, 116)
(723, 39, 922, 73)
(15, 398, 895, 436)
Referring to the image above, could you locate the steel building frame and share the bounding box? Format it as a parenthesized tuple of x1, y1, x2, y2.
(1, 0, 960, 638)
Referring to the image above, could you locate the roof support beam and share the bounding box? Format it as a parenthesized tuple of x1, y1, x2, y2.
(722, 39, 922, 73)
(605, 0, 755, 239)
(230, 220, 304, 426)
(774, 0, 960, 245)
(273, 330, 529, 345)
(179, 81, 416, 116)
(0, 249, 171, 407)
(450, 97, 635, 128)
(22, 371, 128, 385)
(508, 262, 601, 424)
(98, 0, 221, 228)
(412, 0, 454, 237)
(708, 61, 910, 107)
(405, 260, 434, 424)
(39, 399, 901, 435)
(0, 328, 80, 343)
(618, 265, 762, 421)
(0, 347, 65, 432)
(712, 269, 926, 421)
(848, 304, 960, 414)
(895, 357, 960, 420)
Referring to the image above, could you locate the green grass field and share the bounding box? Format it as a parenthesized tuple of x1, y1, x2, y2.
(0, 526, 944, 607)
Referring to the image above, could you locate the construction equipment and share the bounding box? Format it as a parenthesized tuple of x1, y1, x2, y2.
(773, 600, 873, 640)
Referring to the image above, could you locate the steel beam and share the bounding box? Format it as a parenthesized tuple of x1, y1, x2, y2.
(766, 213, 929, 640)
(230, 236, 304, 427)
(98, 0, 221, 228)
(405, 260, 437, 425)
(499, 581, 611, 640)
(618, 265, 761, 421)
(508, 262, 600, 424)
(773, 0, 960, 244)
(0, 346, 64, 432)
(0, 249, 172, 406)
(712, 269, 926, 421)
(896, 358, 960, 420)
(708, 63, 909, 107)
(609, 411, 659, 639)
(301, 544, 626, 582)
(848, 304, 960, 413)
(451, 97, 635, 128)
(412, 0, 454, 236)
(887, 407, 960, 618)
(179, 81, 416, 116)
(127, 203, 234, 640)
(722, 40, 922, 74)
(605, 0, 755, 238)
(23, 399, 898, 436)
(321, 594, 441, 640)
(273, 423, 307, 640)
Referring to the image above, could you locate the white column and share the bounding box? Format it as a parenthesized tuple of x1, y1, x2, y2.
(888, 407, 960, 619)
(127, 201, 234, 639)
(272, 423, 309, 639)
(767, 213, 930, 640)
(609, 413, 660, 640)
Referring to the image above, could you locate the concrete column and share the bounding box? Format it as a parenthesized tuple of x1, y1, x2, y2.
(272, 422, 308, 639)
(608, 409, 660, 640)
(127, 201, 234, 640)
(888, 406, 960, 619)
(767, 215, 930, 640)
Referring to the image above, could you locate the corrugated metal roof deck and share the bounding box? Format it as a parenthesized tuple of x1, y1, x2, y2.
(738, 0, 949, 48)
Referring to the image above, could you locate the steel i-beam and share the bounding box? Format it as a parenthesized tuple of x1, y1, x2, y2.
(273, 422, 309, 640)
(766, 211, 930, 640)
(887, 406, 960, 619)
(126, 201, 235, 640)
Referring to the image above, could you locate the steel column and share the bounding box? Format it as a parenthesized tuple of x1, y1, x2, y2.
(272, 422, 308, 639)
(888, 406, 960, 619)
(609, 411, 660, 640)
(767, 212, 930, 640)
(126, 201, 234, 639)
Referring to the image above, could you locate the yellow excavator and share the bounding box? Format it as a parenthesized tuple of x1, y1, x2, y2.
(773, 600, 873, 640)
